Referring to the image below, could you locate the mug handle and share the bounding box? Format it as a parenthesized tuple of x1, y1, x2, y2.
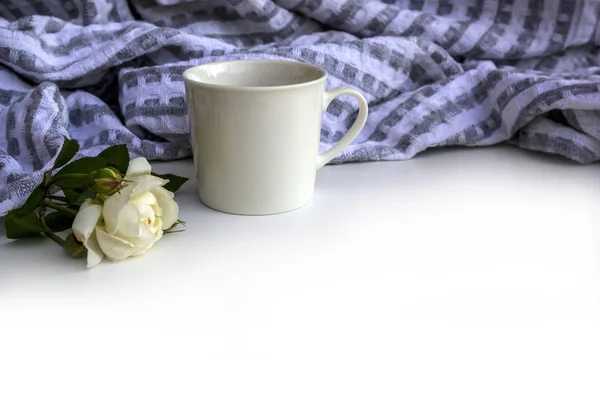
(316, 87, 369, 169)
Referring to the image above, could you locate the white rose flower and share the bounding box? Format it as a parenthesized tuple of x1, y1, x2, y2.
(72, 157, 180, 268)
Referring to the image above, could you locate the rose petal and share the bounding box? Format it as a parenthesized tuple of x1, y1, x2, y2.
(127, 221, 163, 255)
(156, 186, 174, 199)
(126, 157, 152, 176)
(129, 174, 169, 197)
(95, 226, 135, 262)
(72, 203, 102, 243)
(152, 187, 179, 230)
(102, 182, 137, 235)
(129, 191, 159, 218)
(115, 203, 141, 239)
(79, 199, 95, 210)
(129, 192, 161, 234)
(85, 230, 104, 268)
(139, 225, 163, 255)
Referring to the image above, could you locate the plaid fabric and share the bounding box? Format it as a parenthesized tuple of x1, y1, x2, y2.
(1, 0, 600, 215)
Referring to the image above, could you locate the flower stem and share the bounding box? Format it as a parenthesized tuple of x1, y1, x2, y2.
(44, 231, 66, 246)
(44, 170, 53, 186)
(49, 173, 88, 185)
(39, 201, 66, 247)
(42, 199, 79, 216)
(49, 195, 69, 203)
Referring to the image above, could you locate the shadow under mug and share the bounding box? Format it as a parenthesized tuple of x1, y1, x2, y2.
(183, 59, 369, 215)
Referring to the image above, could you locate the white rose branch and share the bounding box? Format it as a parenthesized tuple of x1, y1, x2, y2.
(3, 138, 189, 268)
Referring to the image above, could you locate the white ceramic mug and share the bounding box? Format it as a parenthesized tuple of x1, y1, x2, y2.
(183, 59, 368, 215)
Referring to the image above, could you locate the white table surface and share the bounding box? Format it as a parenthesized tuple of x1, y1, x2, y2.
(1, 146, 599, 400)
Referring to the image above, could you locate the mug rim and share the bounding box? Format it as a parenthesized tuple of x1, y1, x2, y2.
(182, 59, 328, 91)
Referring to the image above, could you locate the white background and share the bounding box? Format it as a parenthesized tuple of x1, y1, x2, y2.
(1, 146, 599, 399)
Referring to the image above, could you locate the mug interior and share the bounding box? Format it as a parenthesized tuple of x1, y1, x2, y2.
(183, 60, 326, 89)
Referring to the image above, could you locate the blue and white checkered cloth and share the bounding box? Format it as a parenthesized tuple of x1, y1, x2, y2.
(2, 0, 600, 215)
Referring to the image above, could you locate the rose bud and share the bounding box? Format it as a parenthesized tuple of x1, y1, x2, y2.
(89, 167, 123, 196)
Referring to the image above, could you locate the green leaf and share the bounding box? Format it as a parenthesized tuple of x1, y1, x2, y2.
(63, 233, 87, 258)
(52, 138, 80, 170)
(63, 188, 84, 204)
(56, 175, 91, 189)
(5, 210, 45, 239)
(55, 156, 107, 177)
(15, 186, 45, 215)
(45, 211, 76, 232)
(76, 189, 96, 204)
(98, 144, 130, 175)
(151, 173, 189, 193)
(52, 156, 107, 191)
